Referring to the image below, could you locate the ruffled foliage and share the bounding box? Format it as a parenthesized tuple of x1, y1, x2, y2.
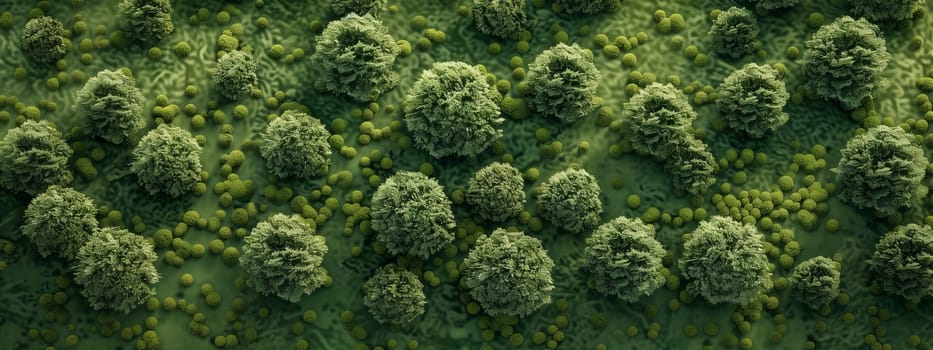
(22, 186, 98, 260)
(362, 264, 426, 325)
(130, 125, 202, 198)
(213, 50, 258, 100)
(0, 120, 73, 196)
(240, 214, 329, 302)
(624, 83, 697, 159)
(72, 227, 160, 313)
(526, 43, 600, 124)
(664, 136, 718, 195)
(312, 14, 399, 102)
(710, 7, 759, 58)
(259, 110, 332, 179)
(851, 0, 924, 23)
(465, 162, 526, 222)
(791, 256, 840, 309)
(75, 70, 146, 144)
(584, 216, 666, 302)
(119, 0, 174, 43)
(329, 0, 386, 17)
(371, 171, 455, 259)
(472, 0, 526, 39)
(21, 16, 66, 64)
(717, 63, 789, 138)
(537, 168, 603, 234)
(870, 224, 933, 303)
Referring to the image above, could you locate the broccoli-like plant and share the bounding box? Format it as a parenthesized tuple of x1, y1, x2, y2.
(119, 0, 174, 43)
(72, 227, 160, 313)
(710, 7, 759, 58)
(624, 83, 697, 160)
(791, 256, 840, 309)
(21, 16, 66, 64)
(213, 50, 258, 100)
(747, 0, 799, 10)
(717, 63, 789, 138)
(664, 136, 718, 195)
(371, 171, 455, 259)
(362, 264, 426, 325)
(130, 124, 203, 198)
(240, 214, 329, 302)
(259, 110, 332, 179)
(679, 216, 772, 305)
(0, 120, 73, 196)
(536, 168, 603, 234)
(462, 229, 554, 317)
(833, 125, 928, 215)
(465, 162, 526, 222)
(851, 0, 924, 23)
(526, 43, 600, 124)
(553, 0, 614, 15)
(403, 62, 503, 158)
(472, 0, 526, 39)
(22, 186, 98, 260)
(75, 70, 146, 144)
(329, 0, 386, 17)
(870, 224, 933, 303)
(802, 16, 889, 110)
(584, 216, 666, 302)
(313, 14, 398, 102)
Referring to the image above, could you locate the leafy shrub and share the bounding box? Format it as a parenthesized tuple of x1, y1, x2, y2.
(73, 227, 160, 313)
(22, 186, 98, 260)
(312, 14, 399, 102)
(526, 43, 600, 124)
(240, 214, 329, 302)
(472, 0, 526, 39)
(584, 216, 666, 302)
(75, 69, 146, 144)
(259, 110, 332, 179)
(717, 63, 789, 138)
(21, 16, 66, 64)
(213, 50, 258, 100)
(362, 264, 426, 325)
(130, 125, 203, 198)
(371, 171, 455, 259)
(870, 224, 933, 303)
(465, 162, 526, 222)
(537, 168, 603, 234)
(791, 256, 840, 309)
(0, 120, 72, 196)
(119, 0, 174, 43)
(710, 7, 759, 58)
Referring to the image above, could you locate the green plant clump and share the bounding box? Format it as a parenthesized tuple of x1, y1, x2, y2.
(21, 16, 67, 64)
(664, 136, 718, 195)
(717, 63, 789, 138)
(240, 214, 329, 302)
(536, 168, 603, 234)
(553, 0, 614, 15)
(312, 14, 399, 102)
(833, 125, 928, 215)
(213, 50, 258, 100)
(709, 7, 759, 58)
(22, 186, 98, 260)
(362, 264, 426, 325)
(526, 43, 600, 124)
(371, 171, 455, 259)
(119, 0, 175, 43)
(0, 120, 73, 196)
(584, 216, 666, 302)
(472, 0, 526, 39)
(75, 69, 146, 144)
(869, 224, 933, 303)
(850, 0, 924, 23)
(329, 0, 387, 17)
(462, 229, 554, 317)
(130, 124, 203, 198)
(259, 110, 332, 179)
(72, 227, 160, 313)
(679, 216, 772, 305)
(465, 162, 526, 222)
(403, 61, 503, 158)
(790, 256, 840, 310)
(624, 83, 697, 159)
(747, 0, 799, 10)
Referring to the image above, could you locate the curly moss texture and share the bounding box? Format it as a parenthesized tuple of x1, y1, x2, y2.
(75, 70, 146, 144)
(869, 224, 933, 303)
(526, 43, 599, 123)
(717, 63, 789, 138)
(465, 162, 526, 222)
(329, 0, 386, 17)
(371, 171, 455, 259)
(791, 256, 840, 310)
(833, 125, 928, 215)
(0, 120, 73, 196)
(312, 14, 399, 102)
(403, 62, 503, 158)
(624, 83, 697, 159)
(362, 264, 426, 325)
(472, 0, 526, 39)
(119, 0, 174, 43)
(583, 216, 666, 302)
(462, 229, 554, 317)
(710, 7, 759, 58)
(679, 216, 772, 305)
(72, 227, 160, 313)
(802, 16, 889, 110)
(664, 137, 717, 195)
(259, 110, 332, 179)
(130, 124, 203, 198)
(851, 0, 924, 23)
(22, 186, 98, 260)
(240, 214, 329, 302)
(748, 0, 799, 10)
(553, 0, 614, 15)
(213, 50, 258, 101)
(21, 16, 66, 64)
(537, 168, 602, 234)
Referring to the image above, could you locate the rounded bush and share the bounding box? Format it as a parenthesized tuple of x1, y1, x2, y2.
(72, 227, 160, 313)
(259, 110, 332, 179)
(710, 7, 759, 58)
(0, 120, 73, 196)
(851, 0, 923, 23)
(526, 43, 600, 124)
(462, 229, 554, 317)
(553, 0, 614, 15)
(465, 162, 526, 222)
(472, 0, 526, 39)
(624, 83, 697, 159)
(403, 61, 503, 158)
(833, 125, 928, 215)
(362, 264, 426, 325)
(790, 256, 840, 309)
(312, 14, 399, 102)
(240, 214, 329, 302)
(870, 224, 933, 303)
(537, 168, 603, 234)
(371, 171, 455, 259)
(22, 186, 98, 260)
(213, 50, 258, 100)
(584, 216, 666, 302)
(119, 0, 174, 43)
(131, 124, 203, 198)
(330, 0, 386, 17)
(663, 136, 717, 195)
(75, 69, 146, 144)
(717, 63, 789, 138)
(21, 16, 66, 64)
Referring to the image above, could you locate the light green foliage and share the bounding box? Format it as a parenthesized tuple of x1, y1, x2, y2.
(403, 61, 503, 158)
(131, 125, 203, 198)
(717, 63, 789, 138)
(833, 126, 927, 215)
(526, 43, 599, 123)
(213, 50, 258, 100)
(0, 120, 73, 196)
(259, 110, 332, 179)
(747, 0, 798, 10)
(664, 136, 717, 195)
(802, 16, 889, 110)
(72, 227, 160, 313)
(329, 0, 386, 17)
(791, 256, 840, 309)
(554, 0, 614, 15)
(371, 171, 455, 258)
(584, 216, 666, 302)
(119, 0, 174, 43)
(22, 186, 98, 260)
(709, 7, 759, 58)
(312, 14, 399, 102)
(462, 229, 554, 317)
(465, 162, 526, 222)
(75, 70, 146, 144)
(624, 83, 696, 159)
(870, 224, 933, 303)
(851, 0, 923, 23)
(240, 214, 329, 302)
(21, 16, 66, 64)
(362, 264, 426, 325)
(537, 168, 603, 234)
(472, 0, 526, 39)
(679, 216, 772, 305)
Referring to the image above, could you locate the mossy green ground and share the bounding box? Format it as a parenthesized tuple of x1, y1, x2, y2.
(1, 0, 933, 349)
